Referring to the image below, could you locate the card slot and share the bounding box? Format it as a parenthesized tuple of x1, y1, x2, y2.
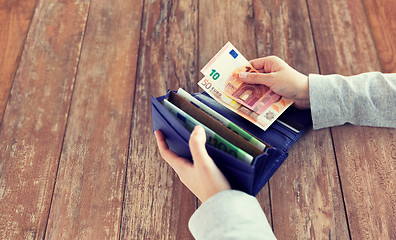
(270, 121, 297, 140)
(167, 91, 264, 159)
(161, 97, 254, 164)
(192, 92, 297, 148)
(153, 95, 255, 173)
(277, 114, 303, 133)
(281, 107, 313, 130)
(177, 88, 268, 152)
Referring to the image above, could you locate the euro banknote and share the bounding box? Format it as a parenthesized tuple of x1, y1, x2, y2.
(176, 88, 266, 151)
(198, 78, 292, 131)
(162, 99, 254, 164)
(200, 42, 293, 116)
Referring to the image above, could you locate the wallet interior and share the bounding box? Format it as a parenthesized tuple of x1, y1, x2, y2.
(152, 90, 313, 195)
(164, 91, 269, 159)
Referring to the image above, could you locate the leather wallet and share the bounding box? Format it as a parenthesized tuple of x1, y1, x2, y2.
(152, 90, 312, 196)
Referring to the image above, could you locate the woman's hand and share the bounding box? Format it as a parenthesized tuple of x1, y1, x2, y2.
(239, 56, 310, 109)
(155, 125, 231, 202)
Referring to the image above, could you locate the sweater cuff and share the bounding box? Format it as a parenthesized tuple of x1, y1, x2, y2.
(188, 190, 276, 240)
(308, 73, 348, 129)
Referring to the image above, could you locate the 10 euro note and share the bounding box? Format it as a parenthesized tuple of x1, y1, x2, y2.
(200, 42, 293, 115)
(198, 78, 292, 131)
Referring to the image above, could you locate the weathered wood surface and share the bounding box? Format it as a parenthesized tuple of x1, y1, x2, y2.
(0, 0, 37, 122)
(43, 0, 143, 239)
(120, 1, 198, 239)
(362, 2, 396, 237)
(363, 0, 396, 73)
(308, 0, 396, 239)
(254, 0, 349, 239)
(271, 130, 350, 239)
(0, 0, 395, 239)
(0, 0, 90, 239)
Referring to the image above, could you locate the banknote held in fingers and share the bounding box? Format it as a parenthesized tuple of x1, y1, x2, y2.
(200, 42, 293, 130)
(201, 42, 293, 114)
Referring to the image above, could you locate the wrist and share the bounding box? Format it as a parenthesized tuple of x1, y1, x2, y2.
(294, 73, 310, 109)
(301, 75, 310, 109)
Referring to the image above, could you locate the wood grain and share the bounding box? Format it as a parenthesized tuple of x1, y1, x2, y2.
(0, 0, 37, 122)
(332, 126, 395, 239)
(199, 0, 258, 65)
(271, 130, 350, 239)
(1, 1, 394, 239)
(120, 1, 198, 239)
(0, 0, 89, 239)
(43, 0, 143, 239)
(308, 0, 380, 75)
(253, 0, 350, 239)
(254, 0, 318, 74)
(362, 0, 396, 73)
(308, 0, 396, 239)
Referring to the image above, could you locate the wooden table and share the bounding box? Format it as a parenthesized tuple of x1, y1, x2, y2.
(1, 0, 395, 239)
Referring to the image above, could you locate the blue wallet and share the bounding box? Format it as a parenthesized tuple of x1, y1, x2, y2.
(152, 90, 312, 196)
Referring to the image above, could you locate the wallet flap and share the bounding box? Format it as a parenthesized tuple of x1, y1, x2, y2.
(152, 96, 192, 159)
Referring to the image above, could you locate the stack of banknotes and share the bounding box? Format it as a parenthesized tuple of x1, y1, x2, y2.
(199, 42, 293, 131)
(159, 42, 294, 164)
(161, 89, 265, 164)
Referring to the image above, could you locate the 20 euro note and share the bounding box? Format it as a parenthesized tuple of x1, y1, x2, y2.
(200, 42, 293, 115)
(177, 88, 266, 151)
(198, 78, 292, 131)
(162, 99, 254, 164)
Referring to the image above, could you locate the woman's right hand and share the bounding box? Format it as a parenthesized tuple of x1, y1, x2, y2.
(238, 56, 310, 109)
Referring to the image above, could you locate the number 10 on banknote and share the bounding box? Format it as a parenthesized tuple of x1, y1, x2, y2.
(201, 42, 293, 115)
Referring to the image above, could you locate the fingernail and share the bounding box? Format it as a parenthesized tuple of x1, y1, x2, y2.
(239, 72, 248, 79)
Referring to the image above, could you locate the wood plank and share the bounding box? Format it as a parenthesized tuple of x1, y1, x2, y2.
(119, 1, 198, 239)
(0, 0, 89, 239)
(253, 1, 349, 239)
(253, 0, 318, 73)
(332, 126, 395, 239)
(199, 0, 273, 224)
(0, 0, 37, 122)
(362, 0, 396, 73)
(43, 0, 143, 239)
(271, 130, 350, 239)
(198, 1, 258, 67)
(308, 0, 380, 75)
(307, 0, 396, 239)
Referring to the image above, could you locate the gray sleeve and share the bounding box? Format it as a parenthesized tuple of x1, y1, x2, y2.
(188, 190, 276, 240)
(309, 72, 396, 129)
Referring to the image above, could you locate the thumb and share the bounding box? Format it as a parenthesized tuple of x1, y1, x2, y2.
(189, 126, 213, 166)
(238, 72, 275, 87)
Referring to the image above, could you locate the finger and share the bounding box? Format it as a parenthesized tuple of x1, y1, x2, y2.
(249, 56, 279, 70)
(238, 72, 276, 88)
(155, 130, 192, 174)
(188, 126, 214, 167)
(249, 58, 266, 70)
